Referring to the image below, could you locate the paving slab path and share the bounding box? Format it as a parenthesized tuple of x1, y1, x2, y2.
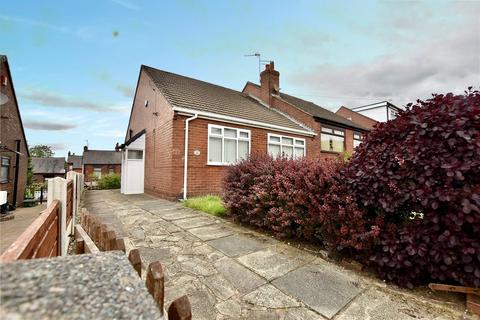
(84, 190, 466, 320)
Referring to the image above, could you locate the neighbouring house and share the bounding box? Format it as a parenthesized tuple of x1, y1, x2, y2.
(0, 55, 29, 209)
(31, 157, 66, 182)
(82, 146, 121, 182)
(122, 62, 368, 199)
(349, 101, 402, 123)
(335, 106, 378, 130)
(67, 152, 83, 173)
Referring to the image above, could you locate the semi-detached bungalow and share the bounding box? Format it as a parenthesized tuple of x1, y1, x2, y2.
(121, 62, 368, 199)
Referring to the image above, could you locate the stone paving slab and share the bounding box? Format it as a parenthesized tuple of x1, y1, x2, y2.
(272, 263, 362, 319)
(213, 257, 266, 294)
(237, 246, 314, 281)
(207, 233, 272, 257)
(83, 190, 465, 320)
(172, 216, 217, 229)
(188, 225, 234, 241)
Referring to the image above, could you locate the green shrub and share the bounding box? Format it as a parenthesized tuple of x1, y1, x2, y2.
(97, 173, 121, 190)
(184, 195, 226, 216)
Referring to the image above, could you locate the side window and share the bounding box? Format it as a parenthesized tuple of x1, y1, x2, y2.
(321, 126, 345, 153)
(0, 156, 11, 183)
(268, 134, 305, 159)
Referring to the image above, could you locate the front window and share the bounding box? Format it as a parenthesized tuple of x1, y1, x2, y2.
(353, 132, 363, 149)
(127, 150, 143, 160)
(208, 125, 250, 165)
(0, 156, 11, 183)
(268, 134, 305, 159)
(321, 126, 345, 153)
(93, 167, 102, 179)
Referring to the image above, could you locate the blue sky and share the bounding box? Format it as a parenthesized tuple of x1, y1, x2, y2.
(1, 0, 478, 157)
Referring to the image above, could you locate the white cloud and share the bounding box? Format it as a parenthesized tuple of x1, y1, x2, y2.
(290, 1, 480, 110)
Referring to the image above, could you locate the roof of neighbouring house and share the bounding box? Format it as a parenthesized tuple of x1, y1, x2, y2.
(141, 66, 312, 133)
(83, 150, 121, 165)
(335, 106, 378, 130)
(67, 154, 83, 168)
(245, 82, 368, 131)
(32, 157, 66, 174)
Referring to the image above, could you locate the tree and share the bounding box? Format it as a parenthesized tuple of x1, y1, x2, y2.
(26, 157, 34, 186)
(29, 145, 54, 158)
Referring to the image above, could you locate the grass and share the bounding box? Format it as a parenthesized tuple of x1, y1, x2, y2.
(183, 195, 227, 216)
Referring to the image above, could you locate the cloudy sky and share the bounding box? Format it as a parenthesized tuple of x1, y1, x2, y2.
(1, 0, 479, 157)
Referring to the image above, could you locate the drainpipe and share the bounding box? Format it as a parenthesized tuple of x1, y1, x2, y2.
(12, 140, 20, 208)
(183, 113, 198, 200)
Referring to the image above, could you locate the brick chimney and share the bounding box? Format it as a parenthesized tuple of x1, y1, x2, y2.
(259, 61, 279, 106)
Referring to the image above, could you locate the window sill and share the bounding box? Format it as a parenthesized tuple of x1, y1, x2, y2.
(321, 150, 343, 155)
(207, 162, 235, 167)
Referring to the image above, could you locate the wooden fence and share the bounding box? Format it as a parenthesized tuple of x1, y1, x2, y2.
(0, 201, 60, 262)
(78, 209, 192, 319)
(0, 172, 84, 262)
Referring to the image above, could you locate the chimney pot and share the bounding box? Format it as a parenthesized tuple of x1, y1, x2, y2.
(83, 145, 88, 152)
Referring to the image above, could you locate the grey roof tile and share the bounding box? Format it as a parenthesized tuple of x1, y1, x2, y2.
(67, 155, 83, 168)
(32, 157, 65, 174)
(83, 150, 121, 165)
(142, 66, 311, 132)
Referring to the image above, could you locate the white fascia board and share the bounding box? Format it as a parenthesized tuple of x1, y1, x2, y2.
(172, 106, 316, 137)
(352, 101, 388, 112)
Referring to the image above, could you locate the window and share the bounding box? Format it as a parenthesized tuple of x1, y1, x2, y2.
(93, 168, 102, 179)
(208, 125, 250, 165)
(127, 150, 143, 160)
(353, 132, 363, 149)
(109, 169, 114, 174)
(268, 134, 305, 159)
(0, 156, 11, 183)
(321, 126, 345, 153)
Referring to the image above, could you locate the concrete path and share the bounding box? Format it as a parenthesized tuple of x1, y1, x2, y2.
(84, 190, 464, 320)
(0, 203, 47, 254)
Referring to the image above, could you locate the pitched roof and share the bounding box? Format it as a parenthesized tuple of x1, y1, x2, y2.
(32, 157, 65, 174)
(0, 55, 29, 156)
(67, 155, 83, 168)
(83, 150, 121, 165)
(141, 66, 311, 133)
(245, 82, 368, 131)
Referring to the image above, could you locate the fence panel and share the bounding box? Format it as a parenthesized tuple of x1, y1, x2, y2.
(0, 201, 60, 262)
(66, 180, 73, 225)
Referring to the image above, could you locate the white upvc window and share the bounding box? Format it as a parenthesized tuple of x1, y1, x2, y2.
(208, 124, 251, 165)
(353, 132, 363, 149)
(93, 167, 102, 178)
(321, 126, 345, 153)
(268, 134, 306, 159)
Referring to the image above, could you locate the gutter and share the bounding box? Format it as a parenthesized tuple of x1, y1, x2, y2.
(183, 113, 198, 200)
(172, 106, 315, 137)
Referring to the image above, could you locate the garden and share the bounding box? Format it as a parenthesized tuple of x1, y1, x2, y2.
(192, 89, 480, 289)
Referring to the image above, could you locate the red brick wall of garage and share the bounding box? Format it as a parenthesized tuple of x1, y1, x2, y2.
(0, 58, 28, 207)
(177, 117, 316, 197)
(84, 164, 121, 182)
(126, 69, 178, 200)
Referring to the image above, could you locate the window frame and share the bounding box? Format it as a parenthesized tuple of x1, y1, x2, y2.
(0, 156, 11, 183)
(267, 133, 306, 159)
(353, 132, 363, 149)
(320, 125, 346, 153)
(207, 124, 251, 166)
(93, 167, 102, 179)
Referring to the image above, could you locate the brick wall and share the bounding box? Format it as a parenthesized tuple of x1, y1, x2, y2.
(244, 82, 356, 157)
(126, 69, 178, 199)
(336, 106, 378, 130)
(84, 164, 121, 182)
(0, 57, 28, 207)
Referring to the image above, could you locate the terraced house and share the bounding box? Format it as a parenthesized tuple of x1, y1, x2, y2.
(123, 62, 368, 199)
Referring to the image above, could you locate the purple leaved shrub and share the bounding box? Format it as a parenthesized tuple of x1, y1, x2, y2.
(343, 89, 480, 287)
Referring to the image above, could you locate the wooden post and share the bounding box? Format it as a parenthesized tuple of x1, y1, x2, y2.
(76, 238, 85, 254)
(168, 296, 192, 320)
(115, 237, 126, 253)
(107, 230, 116, 251)
(146, 261, 165, 315)
(128, 249, 142, 277)
(48, 177, 68, 256)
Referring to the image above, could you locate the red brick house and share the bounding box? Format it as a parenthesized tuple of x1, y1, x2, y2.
(0, 55, 29, 209)
(31, 157, 66, 182)
(67, 152, 83, 173)
(82, 146, 121, 182)
(123, 63, 368, 200)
